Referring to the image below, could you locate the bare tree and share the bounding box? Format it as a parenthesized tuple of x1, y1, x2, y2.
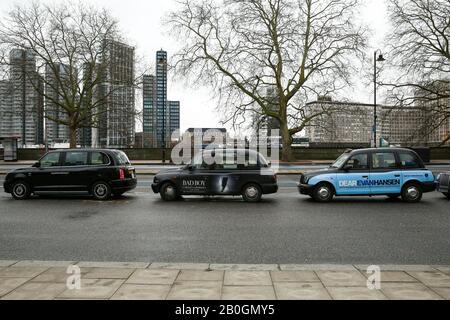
(166, 0, 366, 160)
(385, 0, 450, 145)
(0, 2, 141, 148)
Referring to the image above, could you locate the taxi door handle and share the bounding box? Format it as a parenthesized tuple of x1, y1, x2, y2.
(394, 174, 401, 177)
(362, 176, 369, 179)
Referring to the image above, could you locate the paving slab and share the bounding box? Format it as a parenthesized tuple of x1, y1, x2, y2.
(149, 263, 210, 271)
(224, 271, 272, 286)
(2, 283, 67, 300)
(77, 261, 149, 269)
(355, 265, 437, 272)
(210, 264, 279, 271)
(30, 267, 93, 283)
(167, 281, 222, 300)
(177, 270, 224, 282)
(84, 268, 135, 280)
(362, 271, 418, 283)
(381, 283, 443, 300)
(407, 271, 450, 287)
(431, 288, 450, 300)
(280, 265, 357, 271)
(0, 261, 18, 267)
(111, 284, 171, 300)
(328, 287, 387, 300)
(433, 266, 450, 275)
(222, 286, 276, 300)
(57, 279, 124, 299)
(0, 278, 30, 297)
(271, 271, 319, 283)
(274, 282, 331, 300)
(13, 261, 76, 268)
(316, 270, 367, 287)
(0, 267, 49, 279)
(126, 269, 179, 285)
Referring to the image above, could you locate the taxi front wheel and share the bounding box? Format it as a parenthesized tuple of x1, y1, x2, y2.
(401, 183, 423, 203)
(312, 183, 334, 202)
(242, 183, 262, 203)
(11, 181, 31, 200)
(160, 182, 179, 201)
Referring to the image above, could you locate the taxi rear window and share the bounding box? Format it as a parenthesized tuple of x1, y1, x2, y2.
(115, 151, 131, 165)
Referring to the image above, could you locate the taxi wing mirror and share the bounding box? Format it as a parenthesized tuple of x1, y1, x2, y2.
(32, 161, 41, 168)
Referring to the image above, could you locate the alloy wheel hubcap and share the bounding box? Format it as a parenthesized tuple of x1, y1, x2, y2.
(407, 187, 419, 199)
(318, 187, 330, 199)
(14, 184, 26, 197)
(165, 186, 175, 198)
(96, 185, 107, 197)
(246, 187, 258, 198)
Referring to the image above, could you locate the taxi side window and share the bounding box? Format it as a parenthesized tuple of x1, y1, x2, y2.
(346, 153, 369, 170)
(91, 152, 110, 165)
(399, 152, 420, 168)
(40, 152, 61, 168)
(372, 152, 397, 169)
(64, 152, 88, 166)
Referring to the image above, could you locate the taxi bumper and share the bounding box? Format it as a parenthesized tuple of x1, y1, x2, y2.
(298, 183, 315, 196)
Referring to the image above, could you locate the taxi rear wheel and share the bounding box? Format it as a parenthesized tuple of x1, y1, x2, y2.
(401, 183, 423, 203)
(242, 183, 262, 203)
(91, 181, 111, 201)
(312, 183, 334, 202)
(11, 181, 31, 200)
(160, 182, 178, 201)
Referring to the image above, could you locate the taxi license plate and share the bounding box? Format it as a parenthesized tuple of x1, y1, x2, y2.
(129, 169, 135, 179)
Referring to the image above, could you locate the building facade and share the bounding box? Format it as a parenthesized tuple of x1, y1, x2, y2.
(1, 49, 44, 146)
(305, 100, 376, 147)
(44, 63, 71, 146)
(305, 98, 449, 147)
(142, 50, 181, 148)
(96, 40, 135, 148)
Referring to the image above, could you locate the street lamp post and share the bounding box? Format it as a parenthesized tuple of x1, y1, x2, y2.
(374, 50, 386, 148)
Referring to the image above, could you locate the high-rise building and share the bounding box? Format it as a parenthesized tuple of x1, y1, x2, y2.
(168, 100, 180, 143)
(0, 80, 13, 139)
(142, 50, 181, 148)
(6, 49, 43, 146)
(44, 63, 71, 145)
(96, 40, 135, 148)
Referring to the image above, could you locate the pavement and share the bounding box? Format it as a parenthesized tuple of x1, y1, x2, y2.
(0, 261, 449, 300)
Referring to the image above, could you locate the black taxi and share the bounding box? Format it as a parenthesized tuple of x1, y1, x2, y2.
(3, 149, 137, 200)
(151, 149, 278, 202)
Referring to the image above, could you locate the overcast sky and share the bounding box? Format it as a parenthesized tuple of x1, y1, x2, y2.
(0, 0, 391, 134)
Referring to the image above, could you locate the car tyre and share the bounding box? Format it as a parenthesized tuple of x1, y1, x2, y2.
(401, 183, 423, 203)
(160, 182, 178, 201)
(242, 183, 262, 203)
(11, 181, 31, 200)
(312, 183, 334, 202)
(91, 181, 112, 201)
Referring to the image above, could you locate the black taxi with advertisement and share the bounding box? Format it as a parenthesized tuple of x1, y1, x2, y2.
(151, 149, 278, 202)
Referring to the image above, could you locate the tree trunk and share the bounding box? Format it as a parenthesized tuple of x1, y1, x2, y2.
(69, 126, 77, 148)
(280, 121, 293, 162)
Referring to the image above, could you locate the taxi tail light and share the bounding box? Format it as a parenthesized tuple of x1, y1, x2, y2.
(273, 174, 278, 182)
(119, 168, 125, 180)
